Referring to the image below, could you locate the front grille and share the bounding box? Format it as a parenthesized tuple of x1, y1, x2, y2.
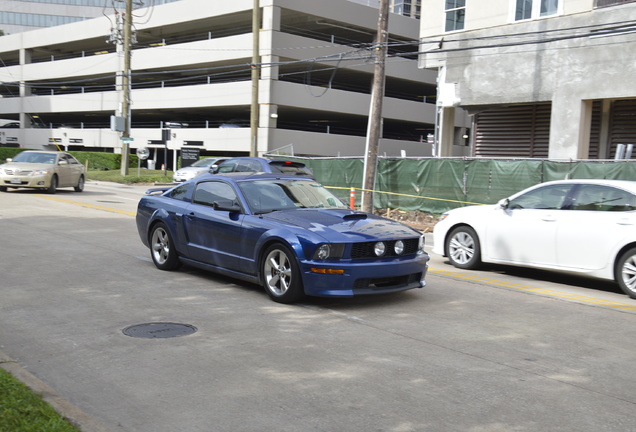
(354, 272, 422, 290)
(350, 238, 419, 259)
(5, 169, 32, 175)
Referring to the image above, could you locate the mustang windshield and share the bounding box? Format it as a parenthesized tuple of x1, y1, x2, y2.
(239, 179, 348, 214)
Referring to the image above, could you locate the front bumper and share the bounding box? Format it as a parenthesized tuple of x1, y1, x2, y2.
(298, 253, 430, 298)
(0, 174, 51, 188)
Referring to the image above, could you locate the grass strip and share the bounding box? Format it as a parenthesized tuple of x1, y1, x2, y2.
(0, 368, 79, 432)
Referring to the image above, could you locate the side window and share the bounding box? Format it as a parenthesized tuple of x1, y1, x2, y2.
(508, 184, 572, 210)
(445, 0, 465, 32)
(217, 162, 237, 173)
(235, 160, 261, 172)
(572, 185, 636, 212)
(193, 181, 238, 207)
(64, 154, 79, 165)
(169, 183, 191, 202)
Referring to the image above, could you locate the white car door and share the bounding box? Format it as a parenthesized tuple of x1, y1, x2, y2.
(555, 184, 636, 271)
(483, 183, 575, 267)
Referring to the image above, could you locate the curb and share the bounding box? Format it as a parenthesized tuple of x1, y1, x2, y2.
(0, 349, 112, 432)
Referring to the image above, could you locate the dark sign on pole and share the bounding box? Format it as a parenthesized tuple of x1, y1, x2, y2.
(181, 148, 200, 168)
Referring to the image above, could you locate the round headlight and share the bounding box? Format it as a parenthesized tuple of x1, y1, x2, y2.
(316, 244, 331, 260)
(394, 240, 405, 255)
(374, 241, 386, 256)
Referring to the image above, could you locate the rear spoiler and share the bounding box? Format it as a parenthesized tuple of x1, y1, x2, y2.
(145, 187, 171, 195)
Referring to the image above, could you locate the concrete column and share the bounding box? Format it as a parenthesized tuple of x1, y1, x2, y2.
(438, 106, 456, 157)
(548, 93, 593, 160)
(598, 99, 612, 159)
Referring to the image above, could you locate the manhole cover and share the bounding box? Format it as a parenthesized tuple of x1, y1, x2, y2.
(122, 322, 197, 339)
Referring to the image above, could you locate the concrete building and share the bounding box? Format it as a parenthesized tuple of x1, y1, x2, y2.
(418, 0, 636, 159)
(0, 0, 180, 34)
(0, 0, 445, 168)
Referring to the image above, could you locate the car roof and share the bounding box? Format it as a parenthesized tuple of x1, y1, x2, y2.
(540, 179, 636, 191)
(195, 172, 314, 183)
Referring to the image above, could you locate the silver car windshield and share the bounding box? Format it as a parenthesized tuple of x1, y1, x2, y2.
(13, 152, 57, 164)
(239, 180, 347, 214)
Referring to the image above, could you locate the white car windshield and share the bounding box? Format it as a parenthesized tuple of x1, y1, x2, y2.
(190, 158, 216, 168)
(12, 152, 57, 164)
(239, 180, 348, 214)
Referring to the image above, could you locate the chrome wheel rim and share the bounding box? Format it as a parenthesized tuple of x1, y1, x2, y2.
(449, 232, 475, 265)
(621, 254, 636, 294)
(264, 249, 292, 296)
(151, 227, 170, 265)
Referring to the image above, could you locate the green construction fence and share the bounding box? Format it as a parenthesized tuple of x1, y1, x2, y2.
(277, 156, 636, 214)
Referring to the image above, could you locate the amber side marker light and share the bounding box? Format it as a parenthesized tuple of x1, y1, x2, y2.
(310, 267, 345, 274)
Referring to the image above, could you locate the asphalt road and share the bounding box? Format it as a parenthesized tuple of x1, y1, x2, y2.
(1, 181, 636, 432)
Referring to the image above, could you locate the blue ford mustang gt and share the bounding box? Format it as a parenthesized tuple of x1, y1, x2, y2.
(136, 173, 429, 303)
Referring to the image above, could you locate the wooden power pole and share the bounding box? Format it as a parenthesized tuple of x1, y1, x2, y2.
(120, 0, 133, 175)
(361, 0, 389, 213)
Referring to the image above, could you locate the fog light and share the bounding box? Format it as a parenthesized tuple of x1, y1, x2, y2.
(374, 241, 386, 256)
(394, 240, 405, 255)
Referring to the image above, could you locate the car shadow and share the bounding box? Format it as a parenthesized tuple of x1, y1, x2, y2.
(179, 263, 421, 308)
(440, 259, 623, 296)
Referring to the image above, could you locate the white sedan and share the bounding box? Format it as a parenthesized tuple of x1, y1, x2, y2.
(433, 179, 636, 299)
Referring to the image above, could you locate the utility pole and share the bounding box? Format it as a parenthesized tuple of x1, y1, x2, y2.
(361, 0, 389, 213)
(120, 0, 133, 175)
(250, 0, 260, 157)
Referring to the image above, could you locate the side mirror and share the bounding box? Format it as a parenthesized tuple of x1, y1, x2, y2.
(209, 165, 219, 174)
(6, 158, 12, 162)
(212, 200, 241, 213)
(58, 160, 68, 165)
(498, 198, 510, 209)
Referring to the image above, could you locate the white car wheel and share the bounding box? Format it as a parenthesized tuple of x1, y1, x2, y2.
(446, 226, 481, 270)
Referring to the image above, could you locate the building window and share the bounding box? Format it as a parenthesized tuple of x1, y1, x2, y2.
(594, 0, 636, 7)
(514, 0, 560, 21)
(445, 0, 465, 32)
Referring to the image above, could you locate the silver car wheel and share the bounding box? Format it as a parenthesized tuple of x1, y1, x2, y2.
(152, 226, 171, 265)
(618, 248, 636, 299)
(449, 232, 475, 265)
(264, 249, 292, 296)
(261, 244, 304, 303)
(446, 226, 481, 270)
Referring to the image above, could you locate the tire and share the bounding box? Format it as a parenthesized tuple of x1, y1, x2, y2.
(617, 247, 636, 299)
(74, 175, 85, 192)
(261, 243, 304, 304)
(150, 222, 181, 270)
(47, 175, 58, 194)
(445, 226, 482, 270)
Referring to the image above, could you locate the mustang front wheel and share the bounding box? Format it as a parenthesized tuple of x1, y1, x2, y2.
(150, 223, 180, 270)
(446, 226, 481, 270)
(617, 247, 636, 299)
(262, 243, 304, 303)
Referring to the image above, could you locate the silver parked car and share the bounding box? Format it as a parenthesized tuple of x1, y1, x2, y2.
(0, 150, 85, 194)
(173, 157, 230, 183)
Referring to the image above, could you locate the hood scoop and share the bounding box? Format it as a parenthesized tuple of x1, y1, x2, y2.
(342, 212, 368, 221)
